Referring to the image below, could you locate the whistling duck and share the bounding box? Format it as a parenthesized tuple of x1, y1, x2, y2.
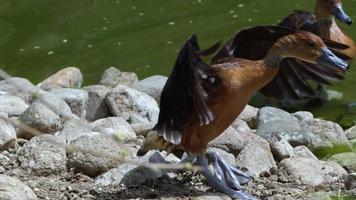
(137, 26, 347, 200)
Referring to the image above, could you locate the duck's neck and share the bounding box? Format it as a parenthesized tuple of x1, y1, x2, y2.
(263, 42, 290, 68)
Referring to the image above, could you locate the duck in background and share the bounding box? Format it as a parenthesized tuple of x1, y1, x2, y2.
(213, 1, 355, 106)
(137, 26, 348, 200)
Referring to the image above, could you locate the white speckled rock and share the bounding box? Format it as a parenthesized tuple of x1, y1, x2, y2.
(55, 119, 93, 145)
(0, 115, 16, 151)
(0, 95, 28, 117)
(38, 67, 83, 90)
(238, 105, 259, 128)
(270, 140, 295, 161)
(131, 75, 167, 103)
(0, 175, 37, 200)
(92, 117, 136, 140)
(99, 67, 138, 87)
(0, 77, 37, 104)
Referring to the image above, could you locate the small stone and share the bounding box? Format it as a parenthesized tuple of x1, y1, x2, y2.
(17, 134, 67, 175)
(82, 85, 111, 122)
(279, 158, 347, 187)
(0, 95, 28, 117)
(38, 67, 83, 90)
(230, 118, 251, 133)
(346, 125, 356, 140)
(92, 117, 136, 140)
(67, 134, 126, 177)
(49, 88, 88, 119)
(293, 146, 318, 160)
(0, 116, 16, 151)
(55, 119, 93, 145)
(235, 141, 276, 177)
(292, 111, 313, 121)
(328, 152, 356, 172)
(0, 175, 38, 200)
(238, 105, 259, 128)
(130, 75, 167, 103)
(106, 85, 159, 135)
(99, 67, 138, 87)
(270, 140, 295, 161)
(0, 77, 37, 104)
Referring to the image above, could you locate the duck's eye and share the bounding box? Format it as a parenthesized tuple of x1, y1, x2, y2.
(308, 42, 316, 48)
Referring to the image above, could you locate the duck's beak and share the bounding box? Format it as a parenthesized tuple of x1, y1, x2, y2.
(333, 4, 352, 25)
(316, 48, 348, 71)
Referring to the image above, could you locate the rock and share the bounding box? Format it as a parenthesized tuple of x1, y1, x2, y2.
(270, 140, 295, 161)
(67, 134, 127, 177)
(49, 88, 88, 118)
(292, 111, 313, 121)
(95, 163, 138, 186)
(293, 146, 318, 160)
(279, 158, 347, 187)
(304, 192, 335, 200)
(235, 141, 276, 177)
(92, 117, 136, 140)
(0, 116, 16, 151)
(0, 77, 37, 104)
(238, 105, 259, 128)
(303, 118, 352, 157)
(350, 139, 356, 150)
(209, 127, 247, 155)
(0, 95, 28, 117)
(345, 172, 356, 190)
(0, 175, 37, 200)
(99, 67, 138, 87)
(82, 85, 111, 122)
(34, 91, 73, 118)
(18, 101, 63, 138)
(38, 67, 83, 90)
(192, 192, 232, 200)
(207, 147, 236, 166)
(17, 134, 67, 176)
(346, 125, 356, 140)
(328, 152, 356, 172)
(55, 119, 93, 144)
(106, 85, 159, 135)
(230, 118, 251, 133)
(131, 75, 167, 103)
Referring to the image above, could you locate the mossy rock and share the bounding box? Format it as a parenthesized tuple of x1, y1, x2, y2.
(328, 152, 356, 172)
(314, 141, 353, 159)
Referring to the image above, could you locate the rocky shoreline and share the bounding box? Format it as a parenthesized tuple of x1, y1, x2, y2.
(0, 66, 355, 200)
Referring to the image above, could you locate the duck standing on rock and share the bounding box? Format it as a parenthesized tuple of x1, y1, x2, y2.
(137, 26, 348, 200)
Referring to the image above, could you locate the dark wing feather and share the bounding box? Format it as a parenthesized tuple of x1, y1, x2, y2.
(279, 10, 318, 33)
(212, 26, 346, 103)
(154, 35, 221, 145)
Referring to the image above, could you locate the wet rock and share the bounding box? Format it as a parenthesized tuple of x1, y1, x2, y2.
(38, 67, 83, 90)
(303, 118, 352, 157)
(345, 172, 356, 190)
(49, 88, 88, 118)
(99, 67, 138, 87)
(18, 101, 63, 138)
(0, 175, 38, 200)
(279, 158, 347, 187)
(0, 77, 37, 104)
(131, 75, 167, 103)
(82, 85, 111, 122)
(17, 134, 67, 176)
(270, 140, 295, 161)
(55, 119, 93, 144)
(328, 152, 356, 172)
(238, 105, 259, 128)
(207, 147, 236, 166)
(106, 85, 159, 135)
(293, 146, 318, 160)
(292, 111, 313, 121)
(0, 95, 28, 117)
(235, 141, 276, 177)
(91, 117, 136, 140)
(346, 125, 356, 140)
(0, 116, 16, 151)
(67, 134, 126, 177)
(193, 192, 231, 200)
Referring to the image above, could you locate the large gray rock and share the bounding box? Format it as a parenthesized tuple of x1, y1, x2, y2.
(279, 158, 347, 187)
(38, 67, 83, 90)
(131, 75, 167, 103)
(82, 85, 111, 122)
(17, 134, 67, 176)
(235, 141, 277, 177)
(67, 134, 126, 177)
(49, 88, 88, 119)
(0, 95, 28, 117)
(55, 119, 93, 144)
(106, 85, 159, 135)
(0, 77, 37, 104)
(0, 175, 38, 200)
(91, 117, 136, 140)
(303, 118, 352, 157)
(0, 116, 16, 151)
(99, 67, 138, 87)
(238, 105, 259, 128)
(328, 152, 356, 172)
(346, 125, 356, 140)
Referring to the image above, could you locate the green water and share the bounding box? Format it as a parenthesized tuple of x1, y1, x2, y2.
(0, 0, 355, 126)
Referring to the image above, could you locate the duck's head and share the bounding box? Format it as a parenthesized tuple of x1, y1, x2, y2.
(316, 0, 352, 25)
(271, 31, 348, 70)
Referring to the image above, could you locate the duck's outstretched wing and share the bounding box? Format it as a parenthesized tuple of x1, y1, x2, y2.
(212, 26, 347, 103)
(154, 35, 221, 145)
(279, 10, 318, 33)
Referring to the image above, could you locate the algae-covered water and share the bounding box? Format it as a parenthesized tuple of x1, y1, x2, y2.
(0, 0, 355, 126)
